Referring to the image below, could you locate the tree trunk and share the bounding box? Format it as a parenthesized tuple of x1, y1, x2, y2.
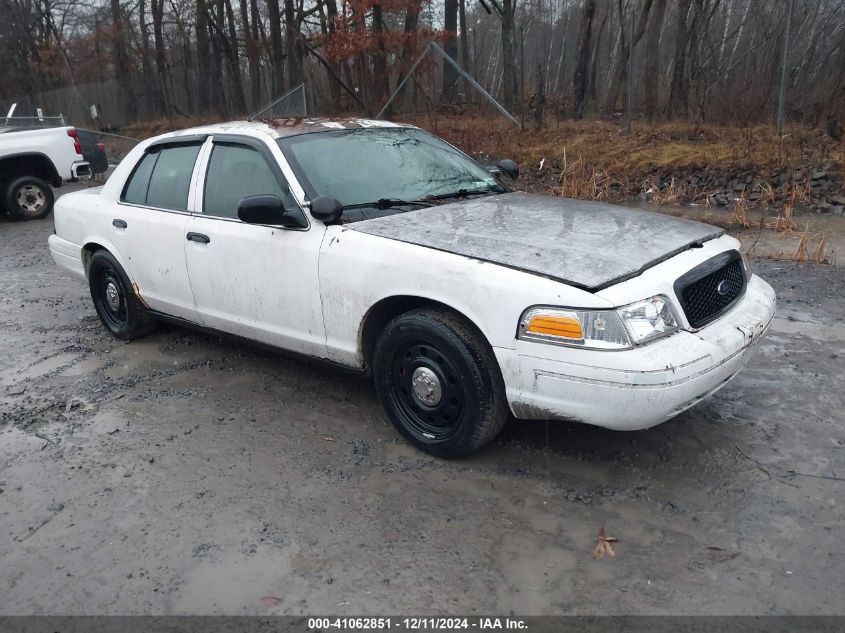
(602, 0, 653, 115)
(222, 0, 247, 113)
(572, 0, 596, 117)
(240, 0, 260, 109)
(643, 0, 667, 119)
(195, 0, 212, 112)
(150, 0, 171, 115)
(532, 61, 545, 129)
(317, 0, 341, 109)
(267, 0, 285, 95)
(500, 0, 517, 109)
(442, 0, 459, 102)
(668, 0, 692, 118)
(459, 0, 470, 100)
(371, 3, 390, 104)
(285, 0, 303, 88)
(110, 0, 137, 120)
(821, 10, 845, 125)
(587, 4, 607, 103)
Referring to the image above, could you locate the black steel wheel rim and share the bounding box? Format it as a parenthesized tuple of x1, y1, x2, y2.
(388, 341, 465, 441)
(95, 267, 127, 330)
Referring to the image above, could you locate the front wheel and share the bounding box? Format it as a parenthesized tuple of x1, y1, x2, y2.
(88, 250, 156, 340)
(5, 176, 55, 220)
(372, 308, 509, 458)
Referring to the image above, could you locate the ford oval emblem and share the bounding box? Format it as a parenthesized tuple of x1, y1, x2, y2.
(716, 280, 730, 296)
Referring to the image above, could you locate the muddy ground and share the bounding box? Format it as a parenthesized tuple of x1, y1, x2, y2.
(1, 183, 844, 616)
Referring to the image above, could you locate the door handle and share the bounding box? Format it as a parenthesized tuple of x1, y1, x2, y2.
(186, 232, 210, 244)
(112, 219, 127, 229)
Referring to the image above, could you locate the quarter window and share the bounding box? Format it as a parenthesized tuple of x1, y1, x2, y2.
(121, 152, 157, 205)
(121, 142, 202, 211)
(203, 143, 294, 219)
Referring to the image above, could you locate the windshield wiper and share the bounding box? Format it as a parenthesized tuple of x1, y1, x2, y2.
(341, 198, 435, 211)
(425, 185, 504, 201)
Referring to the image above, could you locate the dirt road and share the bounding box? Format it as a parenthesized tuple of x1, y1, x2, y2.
(1, 191, 844, 615)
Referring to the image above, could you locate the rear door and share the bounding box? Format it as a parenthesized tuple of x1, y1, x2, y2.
(108, 138, 204, 321)
(183, 135, 327, 358)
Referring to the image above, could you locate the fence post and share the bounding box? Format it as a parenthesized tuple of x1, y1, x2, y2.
(776, 0, 794, 134)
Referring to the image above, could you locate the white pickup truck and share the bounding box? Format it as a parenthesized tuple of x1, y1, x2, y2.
(0, 126, 90, 220)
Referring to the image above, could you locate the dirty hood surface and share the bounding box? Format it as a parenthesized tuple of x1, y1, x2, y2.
(349, 192, 724, 291)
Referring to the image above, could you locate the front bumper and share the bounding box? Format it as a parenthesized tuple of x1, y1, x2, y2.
(495, 274, 776, 430)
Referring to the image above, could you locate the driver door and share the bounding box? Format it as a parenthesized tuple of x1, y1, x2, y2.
(184, 136, 327, 358)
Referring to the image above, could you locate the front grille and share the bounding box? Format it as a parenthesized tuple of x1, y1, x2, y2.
(674, 250, 746, 328)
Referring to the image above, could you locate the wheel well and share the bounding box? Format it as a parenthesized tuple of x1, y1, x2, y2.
(0, 154, 61, 188)
(81, 242, 105, 275)
(359, 296, 492, 369)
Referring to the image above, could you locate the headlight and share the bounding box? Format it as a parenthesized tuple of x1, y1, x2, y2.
(518, 295, 680, 350)
(617, 295, 679, 345)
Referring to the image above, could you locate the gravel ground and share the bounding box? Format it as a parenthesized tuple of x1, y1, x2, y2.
(1, 184, 844, 615)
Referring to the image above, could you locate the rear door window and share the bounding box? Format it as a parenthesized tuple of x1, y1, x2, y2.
(122, 142, 201, 211)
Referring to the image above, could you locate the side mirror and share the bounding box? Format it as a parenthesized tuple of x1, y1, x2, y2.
(237, 195, 307, 228)
(309, 195, 343, 223)
(497, 159, 519, 180)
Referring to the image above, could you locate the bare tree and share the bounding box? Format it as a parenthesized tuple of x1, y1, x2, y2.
(571, 0, 596, 117)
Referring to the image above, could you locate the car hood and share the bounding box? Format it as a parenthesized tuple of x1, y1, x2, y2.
(348, 192, 724, 291)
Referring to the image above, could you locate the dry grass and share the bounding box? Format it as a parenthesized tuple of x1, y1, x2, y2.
(550, 150, 613, 200)
(651, 177, 681, 205)
(418, 115, 845, 187)
(734, 194, 751, 228)
(797, 227, 829, 263)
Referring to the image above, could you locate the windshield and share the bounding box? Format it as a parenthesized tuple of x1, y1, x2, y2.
(277, 128, 499, 210)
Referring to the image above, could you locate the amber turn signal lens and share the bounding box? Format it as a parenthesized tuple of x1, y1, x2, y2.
(526, 314, 584, 339)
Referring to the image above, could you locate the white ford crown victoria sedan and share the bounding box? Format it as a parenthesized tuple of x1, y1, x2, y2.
(48, 118, 776, 457)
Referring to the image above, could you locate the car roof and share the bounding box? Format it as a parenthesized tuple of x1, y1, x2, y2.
(161, 117, 415, 142)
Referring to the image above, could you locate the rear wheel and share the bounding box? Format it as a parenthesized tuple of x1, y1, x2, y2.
(5, 176, 55, 220)
(88, 250, 156, 340)
(373, 308, 509, 458)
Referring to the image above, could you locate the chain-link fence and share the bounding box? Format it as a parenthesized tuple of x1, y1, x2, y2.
(1, 115, 68, 128)
(249, 84, 308, 121)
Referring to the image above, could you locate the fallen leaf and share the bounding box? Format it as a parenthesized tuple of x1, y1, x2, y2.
(260, 596, 282, 605)
(592, 527, 617, 560)
(321, 435, 336, 442)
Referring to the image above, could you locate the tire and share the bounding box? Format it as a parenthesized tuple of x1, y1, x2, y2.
(373, 308, 509, 458)
(88, 250, 156, 340)
(5, 176, 55, 220)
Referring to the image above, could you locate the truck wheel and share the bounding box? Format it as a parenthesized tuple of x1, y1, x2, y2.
(5, 176, 55, 220)
(373, 308, 509, 458)
(88, 250, 156, 340)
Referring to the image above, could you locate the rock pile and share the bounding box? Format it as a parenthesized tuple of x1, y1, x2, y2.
(646, 164, 844, 214)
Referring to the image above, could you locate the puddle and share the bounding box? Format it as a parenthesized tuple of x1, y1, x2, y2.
(60, 356, 107, 377)
(0, 352, 80, 385)
(169, 546, 295, 614)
